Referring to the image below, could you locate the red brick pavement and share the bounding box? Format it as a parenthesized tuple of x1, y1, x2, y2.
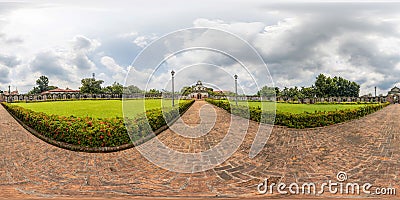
(0, 101, 399, 199)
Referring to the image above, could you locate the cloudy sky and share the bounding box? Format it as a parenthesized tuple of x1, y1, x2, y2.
(1, 0, 400, 95)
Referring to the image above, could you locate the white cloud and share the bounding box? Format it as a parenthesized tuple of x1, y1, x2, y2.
(100, 56, 127, 81)
(133, 34, 158, 48)
(72, 35, 100, 52)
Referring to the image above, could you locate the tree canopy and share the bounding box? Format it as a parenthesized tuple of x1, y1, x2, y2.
(124, 85, 143, 94)
(314, 74, 359, 97)
(258, 74, 360, 99)
(79, 78, 104, 94)
(28, 75, 58, 94)
(102, 82, 124, 94)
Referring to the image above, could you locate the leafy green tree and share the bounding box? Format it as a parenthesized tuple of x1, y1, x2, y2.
(80, 78, 104, 94)
(103, 82, 123, 94)
(28, 87, 41, 95)
(124, 85, 143, 94)
(275, 87, 280, 96)
(257, 86, 276, 97)
(28, 75, 59, 94)
(36, 75, 49, 92)
(300, 87, 315, 98)
(313, 74, 359, 97)
(181, 86, 193, 96)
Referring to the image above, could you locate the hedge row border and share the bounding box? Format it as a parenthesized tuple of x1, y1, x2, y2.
(205, 99, 390, 129)
(1, 100, 194, 153)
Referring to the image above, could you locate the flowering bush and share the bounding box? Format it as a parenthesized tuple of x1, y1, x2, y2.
(2, 100, 194, 147)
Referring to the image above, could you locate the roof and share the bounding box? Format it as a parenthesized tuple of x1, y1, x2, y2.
(41, 88, 80, 95)
(389, 86, 400, 95)
(3, 90, 19, 95)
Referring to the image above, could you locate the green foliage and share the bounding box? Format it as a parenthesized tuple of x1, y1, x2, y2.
(181, 86, 193, 96)
(2, 99, 194, 147)
(102, 82, 123, 94)
(28, 75, 59, 94)
(80, 78, 104, 94)
(257, 86, 277, 97)
(124, 85, 143, 94)
(206, 99, 389, 129)
(314, 74, 360, 97)
(261, 74, 360, 99)
(36, 75, 49, 92)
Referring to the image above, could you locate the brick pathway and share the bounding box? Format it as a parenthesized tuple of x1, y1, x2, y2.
(0, 101, 399, 199)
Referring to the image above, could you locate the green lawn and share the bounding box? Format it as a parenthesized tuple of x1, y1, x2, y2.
(229, 101, 368, 114)
(13, 99, 180, 119)
(13, 99, 370, 119)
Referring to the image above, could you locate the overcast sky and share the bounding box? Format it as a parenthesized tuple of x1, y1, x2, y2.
(1, 0, 400, 95)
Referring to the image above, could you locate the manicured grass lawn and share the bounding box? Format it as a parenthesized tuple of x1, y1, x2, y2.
(228, 101, 368, 114)
(13, 99, 371, 119)
(13, 99, 180, 119)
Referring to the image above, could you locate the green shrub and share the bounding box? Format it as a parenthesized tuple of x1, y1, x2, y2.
(1, 99, 194, 147)
(206, 99, 389, 129)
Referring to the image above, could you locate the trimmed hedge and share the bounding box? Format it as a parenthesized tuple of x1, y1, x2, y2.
(1, 100, 194, 147)
(205, 99, 389, 129)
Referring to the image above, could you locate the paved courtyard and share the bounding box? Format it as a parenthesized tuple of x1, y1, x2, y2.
(0, 101, 399, 199)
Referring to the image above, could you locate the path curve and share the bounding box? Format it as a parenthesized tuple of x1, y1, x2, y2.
(0, 101, 399, 198)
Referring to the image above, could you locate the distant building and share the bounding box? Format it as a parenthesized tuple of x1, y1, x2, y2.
(3, 89, 19, 96)
(41, 88, 80, 95)
(385, 86, 400, 104)
(188, 81, 209, 99)
(388, 86, 400, 95)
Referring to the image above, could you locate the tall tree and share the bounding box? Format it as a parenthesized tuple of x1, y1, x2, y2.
(36, 75, 49, 92)
(313, 74, 360, 97)
(28, 75, 58, 94)
(80, 78, 104, 94)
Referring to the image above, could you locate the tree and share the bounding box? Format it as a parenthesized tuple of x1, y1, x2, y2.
(181, 86, 193, 96)
(80, 78, 104, 94)
(275, 87, 280, 97)
(28, 87, 41, 95)
(28, 75, 58, 94)
(313, 74, 359, 97)
(103, 82, 123, 94)
(36, 75, 49, 93)
(257, 86, 276, 97)
(145, 88, 161, 97)
(300, 87, 315, 98)
(124, 85, 143, 94)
